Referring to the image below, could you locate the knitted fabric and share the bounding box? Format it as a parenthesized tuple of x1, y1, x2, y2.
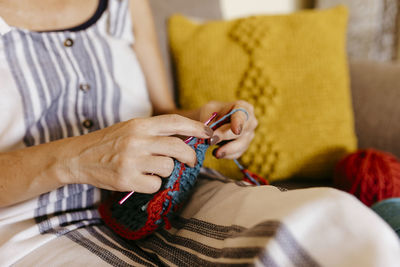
(168, 6, 357, 182)
(99, 109, 258, 240)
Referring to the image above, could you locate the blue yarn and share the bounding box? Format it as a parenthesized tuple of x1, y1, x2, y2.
(160, 108, 249, 222)
(234, 159, 260, 186)
(209, 108, 249, 129)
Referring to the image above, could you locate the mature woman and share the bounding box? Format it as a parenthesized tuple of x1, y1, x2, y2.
(0, 0, 399, 266)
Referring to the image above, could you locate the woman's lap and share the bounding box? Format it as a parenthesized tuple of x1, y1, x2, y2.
(9, 170, 400, 266)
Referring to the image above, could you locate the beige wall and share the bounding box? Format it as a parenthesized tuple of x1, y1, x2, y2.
(220, 0, 313, 19)
(398, 15, 400, 61)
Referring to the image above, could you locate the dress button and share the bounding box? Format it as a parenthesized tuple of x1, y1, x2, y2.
(79, 83, 90, 92)
(82, 119, 94, 129)
(64, 38, 74, 47)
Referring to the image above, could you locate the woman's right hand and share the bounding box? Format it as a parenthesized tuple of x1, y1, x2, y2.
(63, 114, 213, 193)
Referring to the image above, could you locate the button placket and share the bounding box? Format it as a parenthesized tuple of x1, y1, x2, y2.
(79, 78, 94, 129)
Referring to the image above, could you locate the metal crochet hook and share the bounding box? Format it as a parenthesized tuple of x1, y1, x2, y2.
(118, 112, 218, 205)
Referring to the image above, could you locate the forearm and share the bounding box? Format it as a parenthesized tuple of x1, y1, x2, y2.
(130, 0, 175, 115)
(160, 108, 200, 121)
(0, 138, 73, 207)
(128, 1, 203, 121)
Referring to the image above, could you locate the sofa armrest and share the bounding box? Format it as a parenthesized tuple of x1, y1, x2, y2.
(350, 60, 400, 157)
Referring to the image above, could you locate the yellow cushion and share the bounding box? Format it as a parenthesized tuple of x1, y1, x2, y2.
(168, 6, 357, 182)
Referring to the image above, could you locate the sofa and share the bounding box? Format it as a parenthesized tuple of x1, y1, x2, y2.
(148, 0, 400, 189)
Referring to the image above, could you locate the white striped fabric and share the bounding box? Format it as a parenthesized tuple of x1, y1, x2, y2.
(0, 0, 151, 264)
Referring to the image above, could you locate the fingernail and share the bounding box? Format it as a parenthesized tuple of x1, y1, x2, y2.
(212, 148, 218, 158)
(237, 124, 243, 135)
(217, 152, 226, 159)
(210, 136, 220, 146)
(204, 126, 213, 137)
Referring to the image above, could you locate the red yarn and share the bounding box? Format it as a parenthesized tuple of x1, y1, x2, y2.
(98, 163, 187, 239)
(242, 169, 269, 185)
(334, 149, 400, 207)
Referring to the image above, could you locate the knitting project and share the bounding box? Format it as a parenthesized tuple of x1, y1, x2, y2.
(99, 109, 266, 240)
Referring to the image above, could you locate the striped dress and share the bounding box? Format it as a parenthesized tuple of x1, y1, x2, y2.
(0, 0, 399, 266)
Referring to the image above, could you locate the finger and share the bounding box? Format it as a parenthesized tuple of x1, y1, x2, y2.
(145, 136, 197, 167)
(143, 114, 213, 138)
(213, 124, 239, 144)
(137, 156, 175, 178)
(231, 110, 248, 135)
(230, 101, 253, 135)
(132, 174, 162, 194)
(214, 132, 253, 159)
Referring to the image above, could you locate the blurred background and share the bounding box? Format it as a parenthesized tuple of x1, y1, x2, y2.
(150, 0, 400, 65)
(224, 0, 399, 62)
(149, 0, 400, 184)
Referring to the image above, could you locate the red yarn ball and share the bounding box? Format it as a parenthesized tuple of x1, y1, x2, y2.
(334, 149, 400, 207)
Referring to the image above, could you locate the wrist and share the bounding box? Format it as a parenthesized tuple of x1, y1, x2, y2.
(51, 136, 82, 185)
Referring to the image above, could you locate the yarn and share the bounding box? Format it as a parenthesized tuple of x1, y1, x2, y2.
(99, 109, 266, 240)
(234, 159, 269, 186)
(99, 137, 207, 239)
(371, 198, 400, 238)
(334, 149, 400, 207)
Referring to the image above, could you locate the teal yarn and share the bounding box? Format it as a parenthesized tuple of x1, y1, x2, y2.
(371, 198, 400, 238)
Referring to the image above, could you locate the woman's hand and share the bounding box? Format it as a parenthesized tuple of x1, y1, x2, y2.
(64, 114, 213, 194)
(198, 100, 258, 160)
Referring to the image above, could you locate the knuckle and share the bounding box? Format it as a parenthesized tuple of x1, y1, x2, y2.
(238, 100, 254, 112)
(125, 136, 142, 149)
(126, 118, 139, 132)
(170, 136, 184, 146)
(253, 118, 258, 128)
(148, 178, 162, 193)
(206, 100, 221, 110)
(115, 175, 131, 191)
(249, 131, 255, 140)
(236, 99, 247, 106)
(248, 104, 255, 113)
(189, 149, 197, 164)
(236, 99, 250, 109)
(128, 118, 149, 134)
(161, 157, 175, 176)
(167, 137, 185, 153)
(115, 156, 130, 171)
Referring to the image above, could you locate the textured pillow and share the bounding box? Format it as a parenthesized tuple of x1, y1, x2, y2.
(169, 6, 357, 182)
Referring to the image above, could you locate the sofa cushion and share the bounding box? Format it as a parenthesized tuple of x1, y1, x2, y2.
(169, 7, 357, 182)
(350, 60, 400, 157)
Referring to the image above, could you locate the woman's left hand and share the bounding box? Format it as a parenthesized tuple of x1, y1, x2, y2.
(198, 100, 258, 159)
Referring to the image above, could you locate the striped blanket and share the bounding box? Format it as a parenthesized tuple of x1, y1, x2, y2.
(0, 168, 399, 266)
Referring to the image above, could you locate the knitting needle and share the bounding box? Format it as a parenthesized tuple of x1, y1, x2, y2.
(183, 112, 217, 144)
(118, 112, 218, 205)
(118, 191, 134, 205)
